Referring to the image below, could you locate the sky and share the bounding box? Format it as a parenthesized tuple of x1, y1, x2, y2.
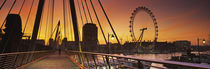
(0, 0, 210, 45)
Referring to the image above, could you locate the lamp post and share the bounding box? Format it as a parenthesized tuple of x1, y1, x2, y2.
(197, 38, 205, 63)
(107, 33, 114, 54)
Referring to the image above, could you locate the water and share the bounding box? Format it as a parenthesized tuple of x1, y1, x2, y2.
(80, 51, 210, 69)
(125, 51, 210, 69)
(123, 52, 183, 69)
(129, 52, 182, 60)
(125, 51, 210, 60)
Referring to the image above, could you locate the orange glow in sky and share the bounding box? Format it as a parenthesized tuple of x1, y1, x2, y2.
(0, 0, 209, 45)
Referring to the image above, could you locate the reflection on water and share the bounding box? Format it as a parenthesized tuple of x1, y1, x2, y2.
(191, 51, 210, 55)
(130, 52, 182, 60)
(112, 52, 183, 69)
(125, 51, 210, 60)
(124, 51, 210, 69)
(78, 51, 210, 69)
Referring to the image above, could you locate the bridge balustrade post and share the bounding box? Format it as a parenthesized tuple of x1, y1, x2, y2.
(137, 60, 144, 69)
(111, 56, 117, 68)
(77, 53, 82, 64)
(105, 55, 111, 69)
(26, 53, 31, 64)
(96, 56, 99, 65)
(91, 54, 97, 68)
(102, 56, 108, 69)
(20, 54, 25, 66)
(85, 54, 90, 69)
(12, 54, 19, 68)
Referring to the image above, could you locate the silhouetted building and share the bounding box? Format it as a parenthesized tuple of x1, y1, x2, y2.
(49, 38, 54, 49)
(82, 23, 98, 51)
(174, 40, 191, 47)
(0, 29, 3, 40)
(0, 14, 23, 53)
(61, 38, 67, 49)
(20, 39, 46, 51)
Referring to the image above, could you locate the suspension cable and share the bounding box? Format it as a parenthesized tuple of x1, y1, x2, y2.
(84, 0, 93, 23)
(18, 0, 25, 14)
(14, 0, 27, 62)
(90, 0, 107, 44)
(38, 12, 44, 39)
(45, 0, 51, 40)
(50, 24, 59, 38)
(23, 0, 35, 33)
(22, 0, 35, 56)
(29, 0, 46, 62)
(77, 0, 84, 24)
(0, 0, 16, 29)
(51, 0, 55, 38)
(16, 0, 26, 52)
(0, 0, 6, 10)
(98, 0, 121, 45)
(63, 0, 66, 37)
(81, 0, 88, 23)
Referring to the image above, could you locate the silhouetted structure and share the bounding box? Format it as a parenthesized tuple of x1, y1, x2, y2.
(31, 0, 45, 40)
(173, 40, 191, 47)
(69, 0, 80, 51)
(49, 38, 54, 48)
(0, 29, 2, 38)
(61, 38, 67, 49)
(82, 23, 98, 51)
(0, 14, 23, 53)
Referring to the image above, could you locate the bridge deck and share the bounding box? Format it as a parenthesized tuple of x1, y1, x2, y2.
(22, 51, 80, 69)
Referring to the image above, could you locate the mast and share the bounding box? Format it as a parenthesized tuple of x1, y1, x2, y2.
(31, 0, 45, 41)
(69, 0, 80, 51)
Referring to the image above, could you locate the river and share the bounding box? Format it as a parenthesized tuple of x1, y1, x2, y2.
(123, 51, 210, 69)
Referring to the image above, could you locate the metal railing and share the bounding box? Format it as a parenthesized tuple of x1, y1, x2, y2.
(0, 50, 53, 69)
(65, 50, 210, 69)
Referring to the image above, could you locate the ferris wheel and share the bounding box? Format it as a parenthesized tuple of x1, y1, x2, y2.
(129, 6, 158, 46)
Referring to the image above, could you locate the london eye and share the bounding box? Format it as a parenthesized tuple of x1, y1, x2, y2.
(129, 6, 158, 48)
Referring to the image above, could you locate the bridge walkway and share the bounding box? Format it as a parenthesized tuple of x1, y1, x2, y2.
(21, 51, 81, 69)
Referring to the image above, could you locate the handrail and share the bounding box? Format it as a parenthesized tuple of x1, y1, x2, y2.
(69, 50, 210, 69)
(0, 50, 52, 56)
(0, 50, 53, 69)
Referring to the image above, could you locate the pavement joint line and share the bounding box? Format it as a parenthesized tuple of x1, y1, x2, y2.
(68, 56, 86, 69)
(16, 54, 49, 69)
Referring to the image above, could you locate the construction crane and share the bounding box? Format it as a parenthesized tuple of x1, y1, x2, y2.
(137, 27, 147, 45)
(137, 27, 147, 52)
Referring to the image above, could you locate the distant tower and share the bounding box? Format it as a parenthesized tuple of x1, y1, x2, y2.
(1, 14, 23, 53)
(62, 38, 67, 49)
(49, 38, 54, 49)
(82, 23, 98, 51)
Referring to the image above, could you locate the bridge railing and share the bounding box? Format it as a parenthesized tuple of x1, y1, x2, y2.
(0, 50, 53, 69)
(65, 50, 210, 69)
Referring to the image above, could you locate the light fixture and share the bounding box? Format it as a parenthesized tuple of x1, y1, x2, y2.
(111, 35, 114, 40)
(202, 39, 206, 44)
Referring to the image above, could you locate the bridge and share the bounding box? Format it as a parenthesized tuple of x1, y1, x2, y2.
(1, 50, 210, 69)
(0, 0, 210, 69)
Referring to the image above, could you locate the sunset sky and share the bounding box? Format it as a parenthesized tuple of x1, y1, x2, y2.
(0, 0, 210, 45)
